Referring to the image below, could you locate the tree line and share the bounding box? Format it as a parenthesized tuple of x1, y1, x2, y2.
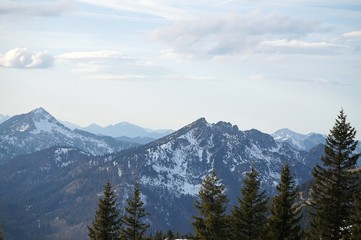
(88, 110, 361, 240)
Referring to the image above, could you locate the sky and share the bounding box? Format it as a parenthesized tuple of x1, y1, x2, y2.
(0, 0, 360, 137)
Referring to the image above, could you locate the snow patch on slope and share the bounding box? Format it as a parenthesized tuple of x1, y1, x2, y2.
(143, 128, 207, 196)
(31, 113, 68, 135)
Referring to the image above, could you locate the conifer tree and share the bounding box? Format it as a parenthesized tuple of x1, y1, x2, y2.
(165, 230, 175, 240)
(231, 166, 268, 240)
(309, 110, 360, 240)
(0, 225, 3, 240)
(153, 230, 163, 240)
(88, 181, 122, 240)
(121, 183, 150, 240)
(352, 171, 361, 239)
(192, 169, 229, 240)
(268, 164, 302, 240)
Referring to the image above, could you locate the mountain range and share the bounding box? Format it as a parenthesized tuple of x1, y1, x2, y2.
(81, 122, 173, 139)
(0, 108, 137, 162)
(0, 108, 359, 239)
(1, 110, 173, 145)
(272, 127, 361, 154)
(272, 128, 325, 151)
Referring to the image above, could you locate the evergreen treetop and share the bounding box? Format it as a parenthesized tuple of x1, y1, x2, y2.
(121, 183, 150, 240)
(231, 165, 268, 240)
(192, 169, 229, 240)
(268, 164, 302, 240)
(88, 181, 122, 240)
(309, 109, 360, 240)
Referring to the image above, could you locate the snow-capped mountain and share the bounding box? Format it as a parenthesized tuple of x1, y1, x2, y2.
(272, 128, 361, 163)
(82, 122, 173, 139)
(0, 108, 137, 161)
(109, 118, 311, 197)
(272, 128, 325, 151)
(0, 117, 323, 239)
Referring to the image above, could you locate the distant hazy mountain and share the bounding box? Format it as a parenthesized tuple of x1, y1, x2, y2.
(82, 122, 173, 139)
(0, 118, 322, 239)
(60, 120, 82, 130)
(116, 136, 156, 145)
(272, 128, 326, 151)
(0, 108, 138, 161)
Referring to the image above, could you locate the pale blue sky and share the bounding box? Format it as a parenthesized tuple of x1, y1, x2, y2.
(0, 0, 360, 137)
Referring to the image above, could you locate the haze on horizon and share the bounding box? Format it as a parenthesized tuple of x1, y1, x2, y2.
(0, 0, 360, 137)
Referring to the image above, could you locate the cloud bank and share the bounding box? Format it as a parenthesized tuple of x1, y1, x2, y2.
(150, 11, 329, 58)
(0, 48, 53, 69)
(56, 50, 133, 61)
(0, 0, 71, 17)
(343, 31, 361, 40)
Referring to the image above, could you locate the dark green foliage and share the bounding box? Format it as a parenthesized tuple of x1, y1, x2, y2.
(231, 166, 268, 240)
(88, 181, 122, 240)
(309, 110, 360, 240)
(0, 225, 3, 240)
(121, 183, 150, 240)
(352, 172, 361, 239)
(192, 169, 229, 240)
(268, 164, 302, 240)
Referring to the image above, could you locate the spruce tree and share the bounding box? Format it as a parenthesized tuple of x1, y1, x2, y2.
(121, 183, 150, 240)
(309, 110, 360, 240)
(165, 230, 175, 240)
(0, 225, 3, 240)
(152, 230, 163, 240)
(192, 169, 229, 240)
(231, 166, 268, 240)
(352, 171, 361, 239)
(268, 164, 302, 240)
(88, 181, 122, 240)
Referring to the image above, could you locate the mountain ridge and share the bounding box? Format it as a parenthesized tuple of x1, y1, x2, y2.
(272, 128, 326, 151)
(0, 108, 138, 161)
(0, 107, 358, 239)
(81, 121, 173, 139)
(0, 116, 320, 239)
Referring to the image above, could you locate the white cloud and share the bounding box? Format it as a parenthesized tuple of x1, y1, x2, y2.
(160, 49, 194, 62)
(249, 74, 266, 81)
(77, 0, 189, 20)
(81, 74, 149, 81)
(161, 74, 216, 82)
(56, 50, 168, 81)
(56, 50, 133, 61)
(0, 48, 53, 69)
(257, 39, 346, 55)
(150, 11, 323, 57)
(342, 31, 361, 40)
(0, 0, 72, 17)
